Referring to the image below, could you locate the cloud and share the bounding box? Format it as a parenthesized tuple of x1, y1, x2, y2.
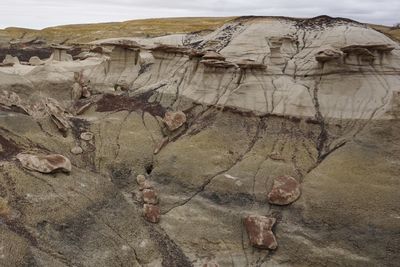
(0, 0, 399, 29)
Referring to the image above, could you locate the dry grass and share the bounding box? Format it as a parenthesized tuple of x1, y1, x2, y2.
(1, 17, 399, 45)
(0, 17, 235, 44)
(369, 24, 400, 42)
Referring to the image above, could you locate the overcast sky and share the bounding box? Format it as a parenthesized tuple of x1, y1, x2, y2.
(1, 0, 399, 29)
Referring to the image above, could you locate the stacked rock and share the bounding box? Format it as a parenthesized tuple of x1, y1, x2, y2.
(136, 174, 160, 223)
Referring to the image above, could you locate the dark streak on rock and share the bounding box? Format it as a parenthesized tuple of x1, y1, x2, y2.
(95, 92, 166, 118)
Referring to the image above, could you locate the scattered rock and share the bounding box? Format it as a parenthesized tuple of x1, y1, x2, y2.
(29, 56, 45, 66)
(139, 180, 153, 191)
(70, 146, 83, 155)
(163, 111, 187, 131)
(136, 174, 146, 185)
(143, 204, 160, 223)
(153, 137, 169, 154)
(243, 215, 277, 250)
(267, 175, 301, 205)
(142, 189, 158, 204)
(71, 82, 83, 100)
(81, 84, 91, 98)
(80, 132, 94, 141)
(44, 98, 70, 134)
(16, 153, 72, 174)
(3, 54, 20, 65)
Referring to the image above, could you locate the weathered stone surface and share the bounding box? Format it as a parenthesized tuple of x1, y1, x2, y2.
(267, 175, 301, 205)
(163, 111, 186, 131)
(203, 50, 225, 61)
(16, 153, 72, 173)
(243, 215, 278, 250)
(143, 204, 160, 223)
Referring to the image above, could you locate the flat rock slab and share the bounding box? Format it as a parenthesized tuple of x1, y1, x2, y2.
(16, 153, 72, 174)
(243, 215, 277, 250)
(267, 175, 301, 205)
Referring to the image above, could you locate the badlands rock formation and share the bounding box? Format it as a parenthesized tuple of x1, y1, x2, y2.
(0, 16, 399, 266)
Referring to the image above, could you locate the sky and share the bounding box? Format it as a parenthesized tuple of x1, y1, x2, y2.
(1, 0, 399, 29)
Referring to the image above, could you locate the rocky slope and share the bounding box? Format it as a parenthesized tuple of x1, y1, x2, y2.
(0, 16, 399, 267)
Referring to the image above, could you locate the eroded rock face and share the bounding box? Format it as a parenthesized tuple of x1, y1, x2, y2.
(16, 153, 72, 173)
(243, 215, 278, 250)
(267, 175, 301, 205)
(163, 111, 187, 131)
(315, 45, 343, 63)
(0, 15, 399, 267)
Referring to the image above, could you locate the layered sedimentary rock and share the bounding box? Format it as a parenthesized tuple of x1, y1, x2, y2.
(0, 16, 399, 267)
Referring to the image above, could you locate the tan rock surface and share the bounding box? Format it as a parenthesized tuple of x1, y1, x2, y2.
(0, 16, 399, 267)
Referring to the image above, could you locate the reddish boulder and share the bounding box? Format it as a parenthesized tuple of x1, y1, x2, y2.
(243, 215, 277, 250)
(17, 153, 72, 174)
(267, 175, 301, 205)
(163, 111, 186, 131)
(142, 189, 158, 204)
(143, 204, 160, 223)
(139, 180, 153, 191)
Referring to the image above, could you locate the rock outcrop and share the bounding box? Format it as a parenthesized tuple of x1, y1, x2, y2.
(0, 15, 399, 267)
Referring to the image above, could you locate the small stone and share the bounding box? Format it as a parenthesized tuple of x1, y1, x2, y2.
(70, 146, 83, 155)
(71, 82, 83, 100)
(269, 151, 284, 161)
(243, 215, 277, 250)
(143, 204, 160, 223)
(163, 111, 186, 131)
(16, 153, 72, 174)
(136, 174, 146, 185)
(82, 86, 91, 98)
(153, 136, 169, 155)
(29, 56, 45, 66)
(80, 132, 94, 141)
(139, 180, 153, 191)
(267, 175, 301, 205)
(142, 189, 158, 204)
